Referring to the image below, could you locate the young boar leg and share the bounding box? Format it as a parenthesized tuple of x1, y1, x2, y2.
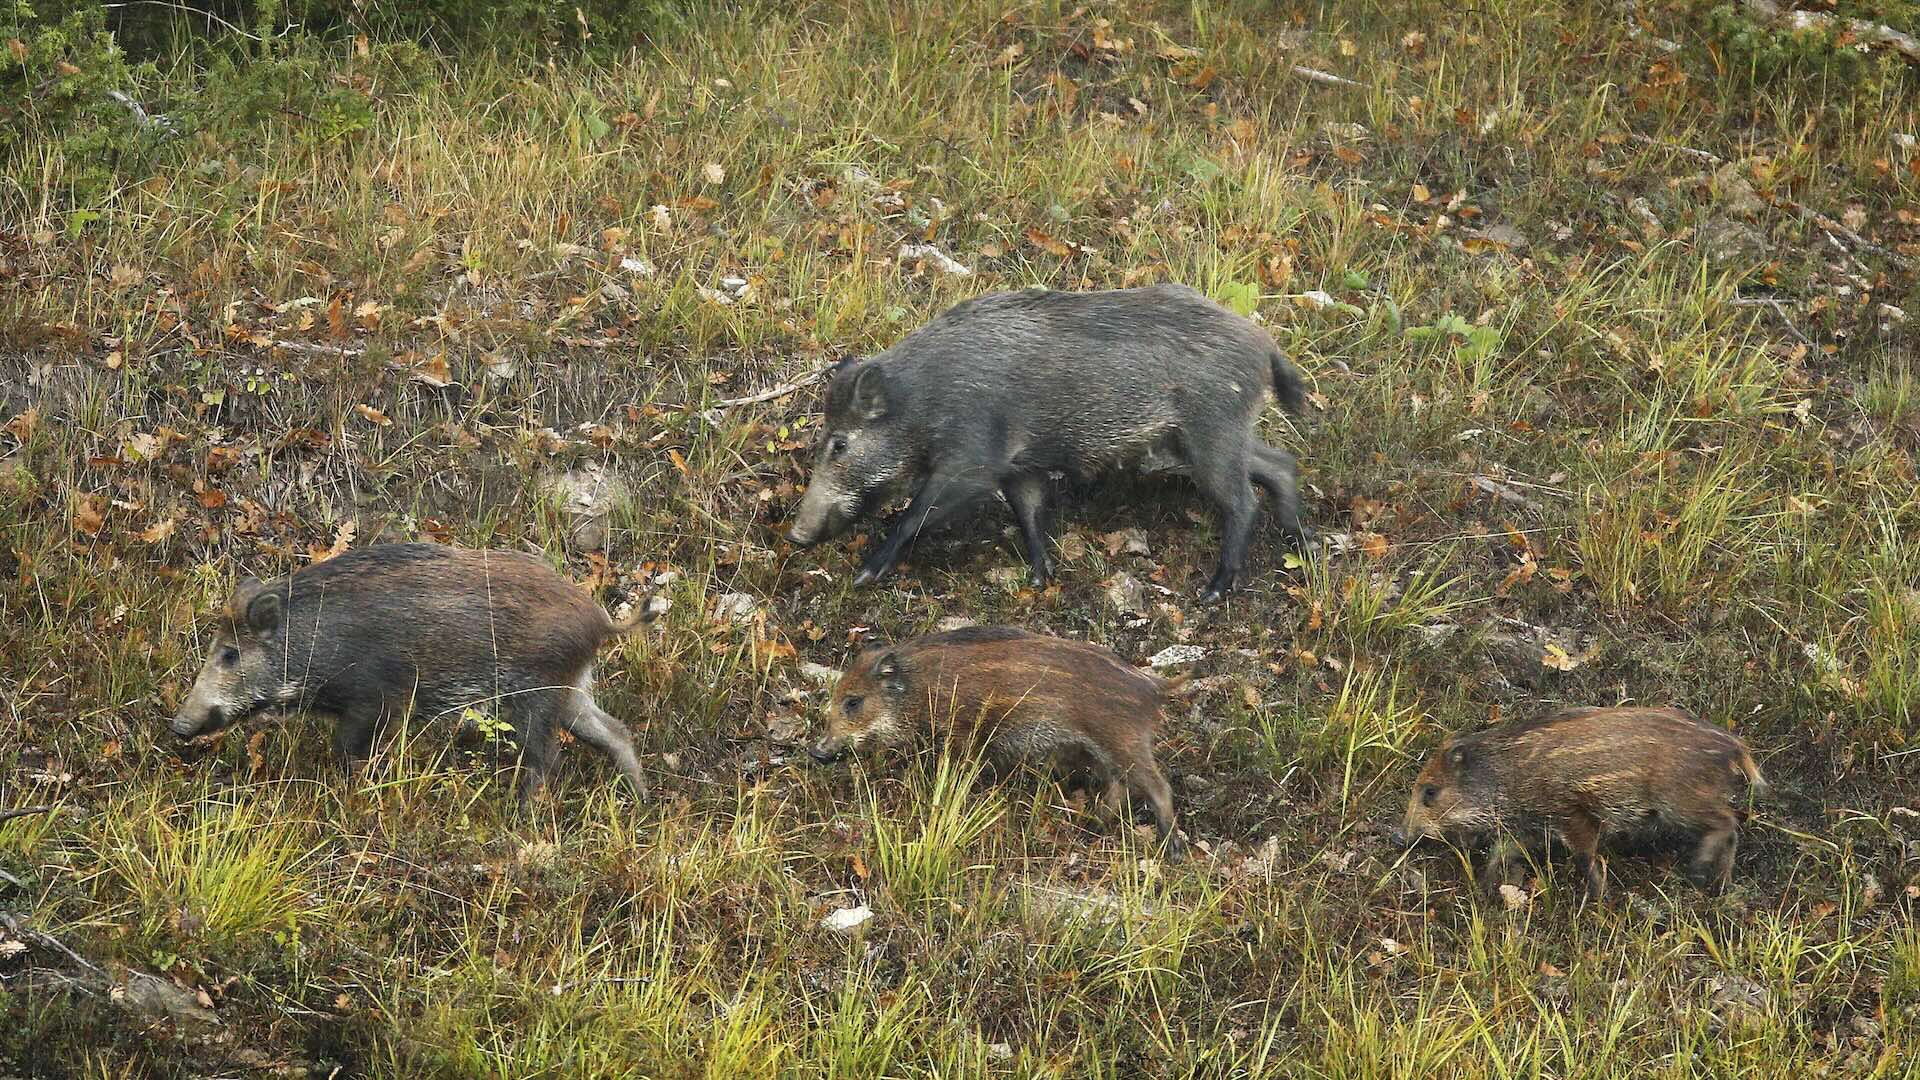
(1250, 445, 1311, 546)
(558, 698, 651, 801)
(1688, 812, 1739, 892)
(515, 728, 557, 807)
(1127, 761, 1185, 862)
(1477, 837, 1522, 894)
(330, 699, 387, 772)
(855, 469, 997, 586)
(1559, 812, 1608, 901)
(1001, 472, 1054, 586)
(1097, 767, 1186, 862)
(1192, 451, 1259, 601)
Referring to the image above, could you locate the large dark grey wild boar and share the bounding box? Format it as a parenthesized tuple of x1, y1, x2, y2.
(786, 284, 1311, 600)
(171, 543, 651, 803)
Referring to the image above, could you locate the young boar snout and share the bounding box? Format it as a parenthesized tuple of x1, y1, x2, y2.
(806, 737, 850, 764)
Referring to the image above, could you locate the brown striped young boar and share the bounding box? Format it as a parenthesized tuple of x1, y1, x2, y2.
(808, 626, 1186, 859)
(171, 543, 652, 803)
(786, 284, 1312, 601)
(1398, 706, 1767, 898)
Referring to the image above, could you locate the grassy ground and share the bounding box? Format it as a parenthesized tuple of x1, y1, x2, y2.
(3, 0, 1919, 1074)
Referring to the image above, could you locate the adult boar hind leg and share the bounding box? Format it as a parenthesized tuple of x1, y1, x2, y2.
(1192, 449, 1259, 601)
(508, 695, 560, 807)
(1002, 472, 1054, 586)
(558, 692, 651, 801)
(1251, 445, 1311, 546)
(855, 469, 997, 587)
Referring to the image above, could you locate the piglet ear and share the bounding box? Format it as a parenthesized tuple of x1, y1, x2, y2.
(850, 363, 888, 422)
(245, 588, 284, 636)
(874, 650, 907, 691)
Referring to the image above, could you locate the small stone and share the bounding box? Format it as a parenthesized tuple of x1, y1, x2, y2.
(1105, 572, 1148, 614)
(714, 592, 759, 623)
(798, 662, 840, 686)
(114, 971, 220, 1028)
(896, 243, 973, 276)
(1147, 644, 1207, 668)
(1481, 223, 1528, 249)
(822, 905, 873, 932)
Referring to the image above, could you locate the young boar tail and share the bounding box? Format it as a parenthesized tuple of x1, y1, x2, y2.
(1269, 347, 1308, 414)
(1160, 672, 1195, 698)
(1735, 749, 1768, 796)
(608, 601, 660, 635)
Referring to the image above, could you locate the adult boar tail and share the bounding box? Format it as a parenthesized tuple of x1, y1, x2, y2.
(1269, 347, 1308, 414)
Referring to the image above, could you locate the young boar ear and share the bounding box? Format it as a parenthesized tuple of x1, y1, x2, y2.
(850, 363, 888, 421)
(1445, 742, 1472, 770)
(873, 651, 907, 692)
(245, 588, 284, 636)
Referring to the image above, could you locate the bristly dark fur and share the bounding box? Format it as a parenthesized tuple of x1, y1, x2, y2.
(791, 284, 1314, 599)
(177, 543, 649, 803)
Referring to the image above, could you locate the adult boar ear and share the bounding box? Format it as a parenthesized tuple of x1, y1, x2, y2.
(245, 588, 284, 637)
(874, 651, 907, 693)
(850, 363, 888, 421)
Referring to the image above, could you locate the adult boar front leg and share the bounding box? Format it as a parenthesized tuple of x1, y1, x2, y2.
(854, 470, 996, 586)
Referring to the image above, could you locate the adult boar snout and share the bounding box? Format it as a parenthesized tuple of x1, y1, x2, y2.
(170, 707, 213, 740)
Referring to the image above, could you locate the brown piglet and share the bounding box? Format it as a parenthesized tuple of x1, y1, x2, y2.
(809, 626, 1186, 859)
(1399, 706, 1766, 898)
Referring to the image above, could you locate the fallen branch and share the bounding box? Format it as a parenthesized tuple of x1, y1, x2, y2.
(1470, 475, 1543, 512)
(1729, 296, 1814, 344)
(1742, 0, 1920, 64)
(0, 805, 56, 826)
(268, 339, 367, 358)
(1628, 132, 1724, 166)
(1291, 66, 1362, 88)
(1801, 208, 1909, 266)
(709, 370, 826, 410)
(0, 911, 103, 975)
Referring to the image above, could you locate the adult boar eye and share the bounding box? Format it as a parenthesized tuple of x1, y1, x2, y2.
(844, 695, 863, 714)
(1420, 785, 1440, 807)
(217, 647, 241, 668)
(828, 435, 848, 457)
